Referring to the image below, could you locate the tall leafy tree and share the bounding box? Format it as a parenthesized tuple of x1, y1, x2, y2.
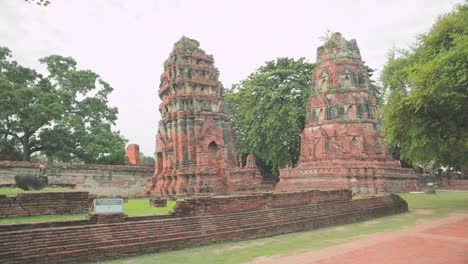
(381, 4, 468, 171)
(226, 58, 315, 172)
(0, 47, 126, 163)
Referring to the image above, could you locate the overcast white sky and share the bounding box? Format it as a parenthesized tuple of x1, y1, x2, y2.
(0, 0, 462, 155)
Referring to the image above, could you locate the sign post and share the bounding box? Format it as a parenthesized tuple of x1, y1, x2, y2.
(92, 198, 124, 214)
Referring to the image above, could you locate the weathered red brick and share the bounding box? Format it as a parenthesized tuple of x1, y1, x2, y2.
(0, 191, 408, 264)
(125, 144, 141, 165)
(277, 33, 417, 194)
(145, 37, 263, 196)
(0, 192, 89, 218)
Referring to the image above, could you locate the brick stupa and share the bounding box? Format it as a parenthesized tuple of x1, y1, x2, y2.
(145, 37, 262, 196)
(277, 33, 417, 194)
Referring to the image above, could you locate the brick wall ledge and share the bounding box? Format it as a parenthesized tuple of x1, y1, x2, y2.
(0, 191, 408, 264)
(0, 161, 153, 172)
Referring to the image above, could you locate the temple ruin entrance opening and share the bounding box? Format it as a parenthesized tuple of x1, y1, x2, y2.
(320, 79, 327, 92)
(344, 75, 351, 88)
(319, 109, 325, 120)
(346, 105, 355, 118)
(350, 137, 360, 155)
(208, 141, 218, 161)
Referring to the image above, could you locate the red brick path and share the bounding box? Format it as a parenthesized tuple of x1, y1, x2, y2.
(253, 213, 468, 264)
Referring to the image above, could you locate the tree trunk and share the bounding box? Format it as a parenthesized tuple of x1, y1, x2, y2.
(21, 132, 31, 161)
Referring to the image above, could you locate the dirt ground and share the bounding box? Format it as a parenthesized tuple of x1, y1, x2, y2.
(251, 213, 468, 264)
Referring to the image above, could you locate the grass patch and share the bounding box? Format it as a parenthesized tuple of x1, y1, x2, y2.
(400, 191, 468, 212)
(124, 199, 177, 216)
(0, 187, 70, 195)
(99, 191, 468, 264)
(0, 214, 87, 225)
(0, 198, 177, 224)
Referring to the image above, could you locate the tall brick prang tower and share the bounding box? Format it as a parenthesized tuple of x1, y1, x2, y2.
(146, 37, 262, 196)
(277, 33, 417, 194)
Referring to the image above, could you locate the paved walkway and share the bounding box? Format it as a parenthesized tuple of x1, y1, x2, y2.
(252, 213, 468, 264)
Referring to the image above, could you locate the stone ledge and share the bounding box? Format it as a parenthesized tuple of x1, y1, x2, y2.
(0, 161, 153, 172)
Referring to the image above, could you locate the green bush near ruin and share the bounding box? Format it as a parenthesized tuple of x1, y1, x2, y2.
(14, 175, 47, 191)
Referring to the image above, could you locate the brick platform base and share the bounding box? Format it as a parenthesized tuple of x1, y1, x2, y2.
(0, 191, 408, 264)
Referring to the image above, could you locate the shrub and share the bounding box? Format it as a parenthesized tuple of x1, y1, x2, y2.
(14, 175, 47, 191)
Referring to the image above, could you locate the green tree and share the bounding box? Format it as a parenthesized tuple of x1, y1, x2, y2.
(24, 0, 51, 6)
(139, 153, 155, 165)
(226, 57, 315, 172)
(381, 4, 468, 170)
(0, 47, 126, 163)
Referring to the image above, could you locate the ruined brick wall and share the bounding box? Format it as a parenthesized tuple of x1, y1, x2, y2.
(226, 169, 264, 193)
(0, 193, 407, 264)
(441, 179, 468, 190)
(0, 192, 88, 218)
(0, 213, 172, 233)
(172, 189, 352, 217)
(0, 161, 153, 196)
(125, 144, 141, 165)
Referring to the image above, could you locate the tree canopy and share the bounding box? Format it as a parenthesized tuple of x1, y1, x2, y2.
(24, 0, 51, 6)
(226, 57, 315, 172)
(381, 4, 468, 170)
(0, 47, 127, 164)
(139, 153, 155, 165)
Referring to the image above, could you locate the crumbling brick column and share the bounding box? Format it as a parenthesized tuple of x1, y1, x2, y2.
(125, 144, 141, 165)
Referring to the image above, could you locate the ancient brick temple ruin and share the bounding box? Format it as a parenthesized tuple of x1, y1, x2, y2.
(125, 144, 141, 165)
(277, 33, 417, 194)
(145, 37, 262, 196)
(1, 190, 408, 263)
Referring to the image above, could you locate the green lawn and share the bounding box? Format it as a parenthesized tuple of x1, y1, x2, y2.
(99, 191, 468, 264)
(0, 213, 88, 224)
(0, 187, 70, 195)
(0, 198, 177, 224)
(125, 199, 178, 216)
